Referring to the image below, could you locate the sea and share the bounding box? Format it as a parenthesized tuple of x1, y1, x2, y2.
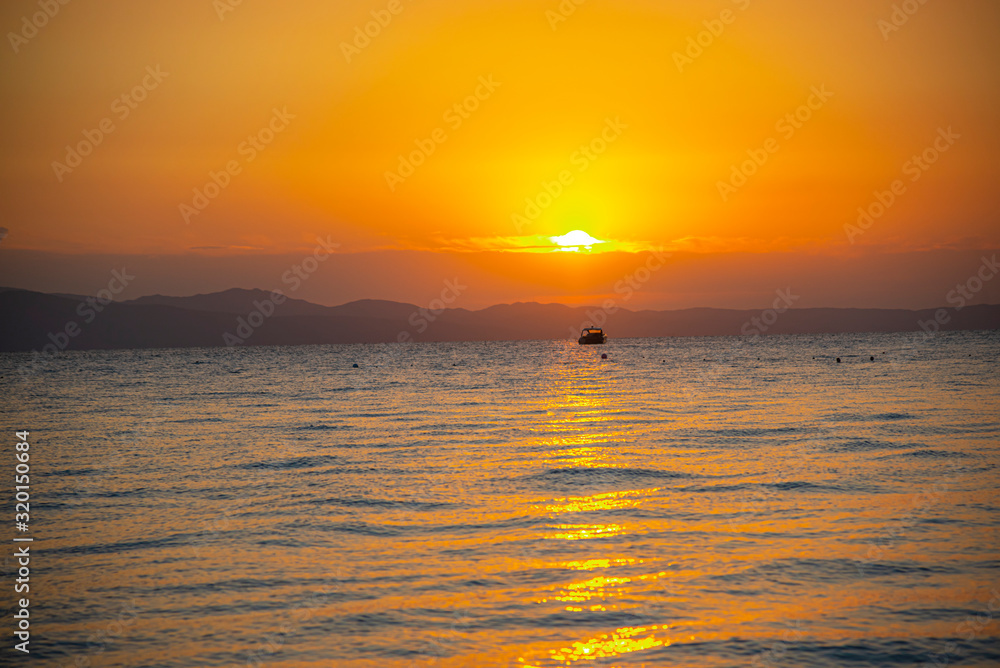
(2, 330, 999, 667)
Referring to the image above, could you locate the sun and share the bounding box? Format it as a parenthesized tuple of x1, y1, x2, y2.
(549, 230, 604, 252)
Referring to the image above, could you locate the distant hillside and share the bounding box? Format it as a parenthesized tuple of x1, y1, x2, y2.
(0, 287, 997, 352)
(123, 288, 331, 316)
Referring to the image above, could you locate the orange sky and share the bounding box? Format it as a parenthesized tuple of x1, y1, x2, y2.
(0, 0, 998, 308)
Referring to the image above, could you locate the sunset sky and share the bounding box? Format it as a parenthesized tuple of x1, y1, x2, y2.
(1, 0, 998, 309)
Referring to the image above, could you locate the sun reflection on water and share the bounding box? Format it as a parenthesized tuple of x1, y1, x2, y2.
(540, 488, 656, 514)
(518, 625, 669, 666)
(557, 558, 643, 570)
(546, 523, 628, 541)
(540, 568, 673, 609)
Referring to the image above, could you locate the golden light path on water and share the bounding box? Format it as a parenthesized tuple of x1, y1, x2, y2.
(5, 331, 999, 666)
(515, 359, 671, 665)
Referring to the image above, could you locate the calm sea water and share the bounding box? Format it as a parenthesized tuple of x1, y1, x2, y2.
(2, 331, 999, 667)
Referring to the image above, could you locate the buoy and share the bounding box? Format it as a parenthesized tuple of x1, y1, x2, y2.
(870, 356, 874, 361)
(352, 363, 359, 368)
(601, 353, 608, 359)
(836, 358, 841, 363)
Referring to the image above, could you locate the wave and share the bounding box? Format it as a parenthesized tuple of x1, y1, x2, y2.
(822, 438, 907, 452)
(302, 496, 453, 511)
(236, 455, 343, 470)
(681, 480, 844, 494)
(879, 449, 970, 459)
(522, 466, 699, 486)
(873, 412, 917, 420)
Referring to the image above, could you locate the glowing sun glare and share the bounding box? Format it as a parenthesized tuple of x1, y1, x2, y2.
(550, 230, 604, 251)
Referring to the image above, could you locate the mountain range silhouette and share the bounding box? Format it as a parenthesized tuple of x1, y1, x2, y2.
(1, 287, 997, 352)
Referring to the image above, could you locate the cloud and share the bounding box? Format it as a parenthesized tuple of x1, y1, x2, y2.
(425, 235, 654, 254)
(421, 235, 823, 255)
(659, 236, 823, 254)
(189, 244, 266, 251)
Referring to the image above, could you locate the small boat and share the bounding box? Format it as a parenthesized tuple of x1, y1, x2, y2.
(578, 327, 607, 345)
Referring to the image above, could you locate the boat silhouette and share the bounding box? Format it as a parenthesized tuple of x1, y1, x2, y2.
(578, 327, 607, 345)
